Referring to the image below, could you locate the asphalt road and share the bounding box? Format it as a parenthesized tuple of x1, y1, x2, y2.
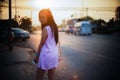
(27, 31, 120, 80)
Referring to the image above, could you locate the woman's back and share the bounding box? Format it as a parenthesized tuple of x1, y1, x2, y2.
(41, 25, 56, 52)
(38, 25, 58, 70)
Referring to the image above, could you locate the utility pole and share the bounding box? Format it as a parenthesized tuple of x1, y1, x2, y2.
(9, 0, 13, 51)
(82, 0, 84, 17)
(86, 8, 88, 16)
(0, 0, 4, 19)
(15, 0, 17, 20)
(9, 0, 11, 20)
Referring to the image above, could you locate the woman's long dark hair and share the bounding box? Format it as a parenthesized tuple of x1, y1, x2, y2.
(39, 9, 58, 45)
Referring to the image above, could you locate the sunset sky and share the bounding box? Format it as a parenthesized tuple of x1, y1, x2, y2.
(13, 0, 120, 8)
(9, 0, 120, 25)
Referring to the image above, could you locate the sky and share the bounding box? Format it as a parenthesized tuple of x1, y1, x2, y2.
(13, 0, 120, 8)
(4, 0, 120, 25)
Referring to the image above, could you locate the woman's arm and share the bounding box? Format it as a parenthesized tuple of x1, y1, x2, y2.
(37, 28, 48, 53)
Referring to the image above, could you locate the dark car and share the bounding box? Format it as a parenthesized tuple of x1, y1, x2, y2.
(12, 28, 30, 41)
(0, 20, 13, 51)
(65, 25, 74, 34)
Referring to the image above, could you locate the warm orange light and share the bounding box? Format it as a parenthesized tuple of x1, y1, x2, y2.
(30, 0, 54, 9)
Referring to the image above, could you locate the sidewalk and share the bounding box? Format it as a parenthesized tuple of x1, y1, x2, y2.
(0, 46, 36, 80)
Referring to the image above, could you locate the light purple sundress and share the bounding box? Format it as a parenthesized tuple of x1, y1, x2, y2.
(37, 25, 59, 70)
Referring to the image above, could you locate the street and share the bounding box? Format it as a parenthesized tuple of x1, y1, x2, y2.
(27, 31, 120, 80)
(0, 0, 120, 80)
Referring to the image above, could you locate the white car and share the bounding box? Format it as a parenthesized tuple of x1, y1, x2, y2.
(74, 21, 92, 35)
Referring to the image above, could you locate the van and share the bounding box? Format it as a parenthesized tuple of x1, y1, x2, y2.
(74, 21, 92, 35)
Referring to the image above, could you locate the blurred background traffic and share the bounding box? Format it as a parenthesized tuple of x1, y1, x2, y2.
(0, 0, 120, 51)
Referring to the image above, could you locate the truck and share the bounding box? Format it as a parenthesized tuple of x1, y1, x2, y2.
(73, 21, 92, 35)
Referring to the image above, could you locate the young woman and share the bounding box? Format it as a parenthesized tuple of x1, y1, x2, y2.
(35, 9, 59, 80)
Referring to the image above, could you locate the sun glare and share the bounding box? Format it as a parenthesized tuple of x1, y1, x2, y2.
(30, 0, 54, 9)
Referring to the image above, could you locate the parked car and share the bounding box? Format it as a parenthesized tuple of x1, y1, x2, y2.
(74, 21, 92, 35)
(12, 28, 30, 41)
(65, 25, 74, 34)
(58, 28, 65, 32)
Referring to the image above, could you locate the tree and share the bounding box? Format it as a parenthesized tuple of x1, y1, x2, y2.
(81, 16, 93, 21)
(114, 6, 120, 33)
(19, 16, 32, 32)
(0, 0, 5, 1)
(11, 18, 19, 28)
(0, 0, 8, 19)
(115, 6, 120, 20)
